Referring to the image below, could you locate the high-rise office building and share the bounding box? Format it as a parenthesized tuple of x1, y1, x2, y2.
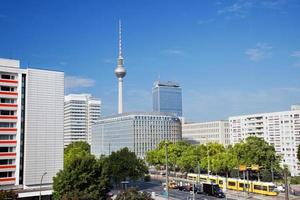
(91, 112, 182, 158)
(182, 120, 230, 146)
(0, 58, 64, 193)
(64, 94, 101, 146)
(152, 81, 182, 116)
(229, 106, 300, 176)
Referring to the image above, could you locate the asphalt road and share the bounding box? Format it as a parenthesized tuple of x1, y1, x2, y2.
(137, 181, 236, 200)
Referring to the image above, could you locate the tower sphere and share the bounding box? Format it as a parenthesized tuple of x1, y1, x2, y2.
(115, 65, 126, 78)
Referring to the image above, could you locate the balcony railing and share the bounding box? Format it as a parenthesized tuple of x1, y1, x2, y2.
(0, 128, 17, 132)
(0, 177, 16, 183)
(0, 79, 18, 84)
(0, 116, 17, 119)
(0, 140, 17, 144)
(0, 91, 18, 96)
(0, 103, 17, 107)
(0, 165, 16, 170)
(0, 152, 16, 157)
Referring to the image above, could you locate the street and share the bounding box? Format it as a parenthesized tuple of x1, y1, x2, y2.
(138, 181, 234, 200)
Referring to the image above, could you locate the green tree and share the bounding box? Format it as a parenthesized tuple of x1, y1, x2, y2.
(115, 188, 154, 200)
(232, 136, 281, 181)
(64, 141, 91, 167)
(108, 147, 148, 185)
(199, 143, 225, 173)
(168, 141, 191, 170)
(0, 190, 17, 200)
(177, 145, 197, 172)
(53, 155, 110, 200)
(297, 144, 300, 162)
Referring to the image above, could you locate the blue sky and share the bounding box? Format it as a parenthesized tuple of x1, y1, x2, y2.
(0, 0, 300, 121)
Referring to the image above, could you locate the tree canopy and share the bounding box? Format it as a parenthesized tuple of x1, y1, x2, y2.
(146, 136, 282, 181)
(64, 141, 91, 168)
(108, 147, 148, 184)
(53, 154, 110, 200)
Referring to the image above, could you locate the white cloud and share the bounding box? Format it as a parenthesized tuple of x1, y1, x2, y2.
(161, 49, 185, 56)
(291, 51, 300, 58)
(65, 76, 95, 89)
(291, 50, 300, 67)
(59, 61, 67, 66)
(261, 0, 286, 9)
(217, 0, 253, 18)
(103, 58, 114, 64)
(197, 18, 215, 25)
(245, 43, 272, 61)
(217, 0, 287, 19)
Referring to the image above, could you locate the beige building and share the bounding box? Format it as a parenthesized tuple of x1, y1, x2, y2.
(229, 105, 300, 176)
(182, 120, 230, 146)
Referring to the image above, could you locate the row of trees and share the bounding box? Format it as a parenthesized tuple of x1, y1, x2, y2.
(53, 142, 148, 200)
(146, 136, 282, 181)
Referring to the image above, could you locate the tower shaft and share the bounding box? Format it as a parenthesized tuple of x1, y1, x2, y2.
(118, 78, 123, 114)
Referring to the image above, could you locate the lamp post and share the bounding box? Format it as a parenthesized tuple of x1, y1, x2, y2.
(165, 141, 169, 200)
(39, 172, 47, 200)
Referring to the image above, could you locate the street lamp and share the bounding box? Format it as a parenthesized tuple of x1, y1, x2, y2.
(165, 141, 169, 200)
(39, 172, 47, 200)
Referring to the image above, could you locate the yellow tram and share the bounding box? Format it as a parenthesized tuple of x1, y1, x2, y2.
(187, 173, 278, 196)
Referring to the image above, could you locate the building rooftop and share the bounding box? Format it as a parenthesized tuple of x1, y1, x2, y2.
(153, 80, 180, 88)
(97, 111, 179, 121)
(0, 58, 20, 68)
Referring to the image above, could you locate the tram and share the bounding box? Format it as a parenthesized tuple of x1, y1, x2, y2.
(187, 173, 278, 196)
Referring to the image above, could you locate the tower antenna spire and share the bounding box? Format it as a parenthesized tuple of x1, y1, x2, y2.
(119, 19, 122, 58)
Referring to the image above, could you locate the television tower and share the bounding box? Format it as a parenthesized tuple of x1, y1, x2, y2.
(114, 20, 126, 114)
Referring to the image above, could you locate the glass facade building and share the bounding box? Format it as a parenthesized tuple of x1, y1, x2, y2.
(152, 81, 182, 117)
(91, 112, 182, 158)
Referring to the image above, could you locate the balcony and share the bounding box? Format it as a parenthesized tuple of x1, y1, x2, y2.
(0, 165, 16, 172)
(0, 79, 18, 87)
(0, 91, 18, 98)
(0, 140, 17, 147)
(0, 177, 16, 185)
(0, 116, 17, 123)
(0, 152, 16, 159)
(0, 103, 18, 111)
(0, 128, 17, 133)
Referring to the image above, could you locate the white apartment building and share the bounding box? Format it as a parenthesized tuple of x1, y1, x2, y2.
(182, 120, 230, 146)
(0, 58, 64, 192)
(91, 112, 182, 158)
(229, 105, 300, 176)
(64, 94, 101, 147)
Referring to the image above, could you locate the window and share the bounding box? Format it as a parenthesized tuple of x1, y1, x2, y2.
(254, 185, 268, 191)
(0, 172, 13, 178)
(228, 181, 236, 186)
(1, 74, 14, 80)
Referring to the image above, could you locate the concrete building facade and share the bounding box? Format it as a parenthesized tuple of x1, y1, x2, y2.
(64, 94, 101, 146)
(229, 106, 300, 176)
(0, 58, 64, 190)
(182, 121, 230, 146)
(91, 112, 182, 158)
